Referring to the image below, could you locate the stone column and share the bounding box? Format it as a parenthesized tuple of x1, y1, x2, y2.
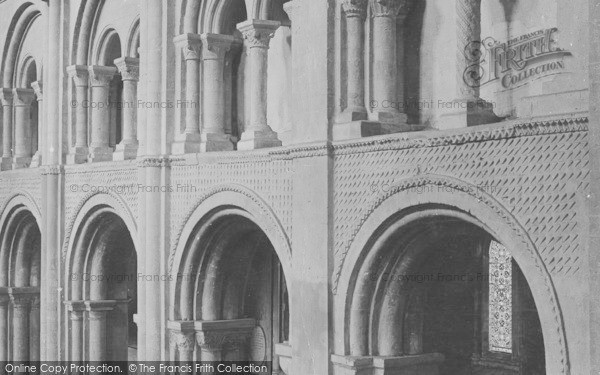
(339, 0, 368, 122)
(369, 0, 410, 124)
(85, 300, 116, 361)
(88, 66, 117, 162)
(195, 319, 255, 364)
(0, 89, 13, 170)
(236, 20, 282, 150)
(29, 296, 40, 361)
(10, 291, 33, 361)
(30, 81, 43, 166)
(439, 0, 499, 128)
(113, 57, 140, 160)
(65, 301, 85, 360)
(12, 88, 36, 168)
(66, 65, 90, 163)
(0, 293, 9, 361)
(173, 34, 202, 153)
(41, 0, 62, 361)
(200, 33, 236, 152)
(168, 321, 196, 362)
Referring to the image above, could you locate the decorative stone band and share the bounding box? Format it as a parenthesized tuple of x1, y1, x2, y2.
(194, 318, 256, 351)
(114, 57, 140, 81)
(237, 20, 281, 49)
(173, 33, 202, 61)
(137, 156, 186, 168)
(341, 0, 368, 18)
(41, 165, 64, 175)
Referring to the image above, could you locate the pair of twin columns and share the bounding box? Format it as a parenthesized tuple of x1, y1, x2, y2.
(175, 20, 283, 152)
(339, 0, 412, 126)
(67, 57, 139, 163)
(0, 85, 43, 170)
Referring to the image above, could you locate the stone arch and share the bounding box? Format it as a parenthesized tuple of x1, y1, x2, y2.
(169, 185, 292, 365)
(334, 175, 569, 375)
(72, 0, 103, 65)
(126, 17, 141, 58)
(1, 2, 43, 88)
(17, 55, 37, 89)
(94, 27, 123, 66)
(63, 192, 138, 265)
(63, 193, 138, 361)
(0, 194, 42, 361)
(198, 0, 248, 34)
(169, 185, 292, 319)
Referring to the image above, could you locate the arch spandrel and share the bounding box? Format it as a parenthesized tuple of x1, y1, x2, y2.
(333, 174, 570, 375)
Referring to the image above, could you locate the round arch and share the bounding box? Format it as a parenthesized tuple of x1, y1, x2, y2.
(169, 185, 292, 319)
(93, 27, 122, 66)
(1, 2, 43, 88)
(126, 17, 140, 58)
(63, 192, 138, 269)
(333, 175, 569, 375)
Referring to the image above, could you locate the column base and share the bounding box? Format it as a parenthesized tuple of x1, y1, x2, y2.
(274, 342, 292, 375)
(336, 108, 368, 123)
(12, 156, 32, 169)
(113, 142, 138, 161)
(30, 152, 42, 167)
(331, 353, 445, 375)
(88, 146, 113, 162)
(67, 146, 89, 164)
(437, 99, 502, 129)
(200, 133, 234, 152)
(171, 133, 202, 154)
(333, 120, 425, 140)
(1, 157, 13, 171)
(237, 129, 282, 150)
(371, 110, 408, 124)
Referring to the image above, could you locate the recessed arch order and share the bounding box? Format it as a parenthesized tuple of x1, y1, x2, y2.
(333, 174, 570, 375)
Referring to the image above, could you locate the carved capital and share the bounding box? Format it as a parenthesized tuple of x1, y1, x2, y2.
(341, 0, 368, 17)
(114, 57, 140, 81)
(237, 20, 281, 49)
(31, 81, 43, 101)
(370, 0, 412, 17)
(66, 65, 90, 87)
(88, 65, 118, 86)
(174, 33, 202, 61)
(12, 88, 36, 106)
(201, 33, 238, 60)
(8, 288, 39, 308)
(169, 330, 196, 352)
(0, 88, 13, 106)
(195, 319, 255, 351)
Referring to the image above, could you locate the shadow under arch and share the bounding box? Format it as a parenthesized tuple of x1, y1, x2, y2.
(169, 186, 292, 365)
(63, 193, 138, 361)
(334, 175, 569, 375)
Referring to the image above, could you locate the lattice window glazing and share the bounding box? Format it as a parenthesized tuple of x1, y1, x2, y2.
(488, 240, 512, 354)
